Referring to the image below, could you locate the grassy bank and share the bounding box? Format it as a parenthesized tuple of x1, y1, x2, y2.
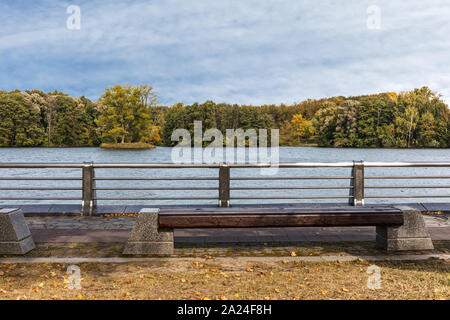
(0, 259, 448, 300)
(100, 142, 155, 149)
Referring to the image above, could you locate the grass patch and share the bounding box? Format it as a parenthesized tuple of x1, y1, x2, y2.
(100, 142, 155, 149)
(0, 259, 448, 300)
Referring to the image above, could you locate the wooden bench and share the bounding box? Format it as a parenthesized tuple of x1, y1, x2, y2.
(122, 205, 435, 255)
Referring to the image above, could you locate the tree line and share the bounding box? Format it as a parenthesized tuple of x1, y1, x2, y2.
(0, 86, 449, 148)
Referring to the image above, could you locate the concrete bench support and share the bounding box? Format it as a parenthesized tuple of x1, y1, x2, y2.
(0, 208, 35, 254)
(123, 208, 174, 255)
(376, 206, 434, 251)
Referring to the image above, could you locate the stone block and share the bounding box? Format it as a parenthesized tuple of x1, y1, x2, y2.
(376, 206, 434, 251)
(123, 208, 173, 255)
(0, 208, 35, 254)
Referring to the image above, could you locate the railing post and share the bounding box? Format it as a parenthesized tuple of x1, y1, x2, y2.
(218, 164, 230, 208)
(82, 162, 96, 215)
(349, 160, 364, 206)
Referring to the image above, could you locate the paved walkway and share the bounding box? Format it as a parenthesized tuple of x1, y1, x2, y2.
(2, 202, 450, 216)
(1, 208, 448, 260)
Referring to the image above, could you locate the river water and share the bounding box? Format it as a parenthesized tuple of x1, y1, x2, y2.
(0, 147, 449, 205)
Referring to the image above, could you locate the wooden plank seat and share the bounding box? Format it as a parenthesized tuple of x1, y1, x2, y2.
(158, 206, 404, 229)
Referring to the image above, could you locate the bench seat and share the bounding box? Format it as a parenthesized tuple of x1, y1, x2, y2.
(158, 206, 404, 228)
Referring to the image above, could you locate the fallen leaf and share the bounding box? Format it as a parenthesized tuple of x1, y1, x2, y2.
(290, 252, 297, 257)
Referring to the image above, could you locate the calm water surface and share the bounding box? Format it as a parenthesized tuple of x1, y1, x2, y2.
(0, 147, 449, 205)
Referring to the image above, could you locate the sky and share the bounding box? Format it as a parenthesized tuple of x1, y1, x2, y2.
(0, 0, 449, 106)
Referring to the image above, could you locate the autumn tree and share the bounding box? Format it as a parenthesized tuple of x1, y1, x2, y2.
(290, 114, 315, 144)
(97, 84, 158, 144)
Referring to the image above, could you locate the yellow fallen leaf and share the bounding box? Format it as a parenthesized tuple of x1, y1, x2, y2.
(180, 278, 186, 283)
(246, 267, 254, 272)
(322, 290, 327, 295)
(234, 293, 239, 298)
(342, 288, 349, 292)
(290, 252, 297, 257)
(274, 288, 280, 293)
(78, 294, 83, 300)
(202, 297, 210, 300)
(219, 296, 227, 300)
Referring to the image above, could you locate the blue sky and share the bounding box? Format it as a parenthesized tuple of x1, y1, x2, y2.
(1, 0, 449, 106)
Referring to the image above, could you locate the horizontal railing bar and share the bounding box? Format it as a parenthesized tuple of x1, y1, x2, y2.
(0, 177, 81, 180)
(364, 162, 450, 167)
(365, 195, 450, 198)
(93, 163, 355, 168)
(231, 177, 352, 180)
(231, 196, 353, 199)
(366, 176, 450, 179)
(94, 187, 217, 191)
(0, 161, 449, 169)
(94, 197, 217, 200)
(0, 197, 82, 200)
(366, 186, 450, 189)
(0, 188, 81, 190)
(230, 186, 352, 190)
(94, 177, 218, 181)
(0, 161, 449, 168)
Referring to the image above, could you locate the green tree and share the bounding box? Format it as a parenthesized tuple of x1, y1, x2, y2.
(0, 91, 46, 147)
(97, 84, 158, 144)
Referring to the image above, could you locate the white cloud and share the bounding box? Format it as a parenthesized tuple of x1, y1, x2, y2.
(0, 0, 449, 105)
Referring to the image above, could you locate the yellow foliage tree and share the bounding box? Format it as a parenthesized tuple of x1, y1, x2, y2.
(291, 114, 315, 144)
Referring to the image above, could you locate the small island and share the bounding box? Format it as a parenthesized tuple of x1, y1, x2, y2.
(100, 142, 155, 149)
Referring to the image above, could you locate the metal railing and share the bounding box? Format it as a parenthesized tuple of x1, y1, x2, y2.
(0, 161, 449, 215)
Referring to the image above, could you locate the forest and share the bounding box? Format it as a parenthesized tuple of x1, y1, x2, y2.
(0, 85, 449, 148)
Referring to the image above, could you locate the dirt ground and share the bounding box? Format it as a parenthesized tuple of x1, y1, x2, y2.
(0, 258, 448, 300)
